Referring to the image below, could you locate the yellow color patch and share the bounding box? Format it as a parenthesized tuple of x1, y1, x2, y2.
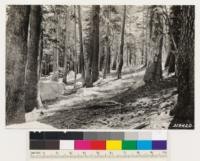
(106, 140, 122, 150)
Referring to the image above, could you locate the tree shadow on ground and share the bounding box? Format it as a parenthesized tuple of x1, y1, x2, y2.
(39, 76, 177, 129)
(112, 76, 177, 104)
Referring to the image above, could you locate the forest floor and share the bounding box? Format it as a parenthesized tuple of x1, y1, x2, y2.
(9, 66, 177, 129)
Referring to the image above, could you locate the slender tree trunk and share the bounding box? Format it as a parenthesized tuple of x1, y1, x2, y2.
(63, 8, 69, 84)
(103, 6, 111, 79)
(127, 18, 131, 66)
(37, 26, 44, 109)
(6, 6, 30, 125)
(144, 7, 150, 67)
(141, 9, 145, 65)
(141, 42, 144, 65)
(25, 6, 42, 113)
(129, 47, 132, 65)
(63, 55, 68, 84)
(78, 6, 85, 84)
(38, 30, 43, 78)
(99, 47, 105, 71)
(126, 45, 129, 66)
(74, 6, 77, 88)
(117, 6, 126, 79)
(170, 6, 194, 128)
(56, 10, 59, 71)
(112, 51, 118, 70)
(52, 7, 59, 81)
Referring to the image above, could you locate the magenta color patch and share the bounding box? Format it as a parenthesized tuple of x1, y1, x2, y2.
(74, 140, 91, 150)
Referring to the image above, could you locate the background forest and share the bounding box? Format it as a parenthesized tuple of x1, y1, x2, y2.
(6, 5, 194, 129)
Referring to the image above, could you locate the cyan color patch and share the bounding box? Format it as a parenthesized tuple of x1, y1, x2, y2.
(137, 140, 152, 150)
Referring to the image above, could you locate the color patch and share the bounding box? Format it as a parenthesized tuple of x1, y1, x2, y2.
(152, 141, 167, 150)
(45, 140, 60, 150)
(30, 140, 45, 150)
(59, 132, 84, 140)
(59, 140, 74, 150)
(84, 132, 98, 140)
(90, 140, 106, 150)
(122, 140, 137, 150)
(97, 132, 111, 140)
(106, 140, 122, 150)
(124, 132, 138, 140)
(138, 132, 152, 140)
(45, 132, 63, 140)
(109, 132, 124, 140)
(74, 140, 91, 150)
(30, 132, 44, 140)
(152, 131, 167, 140)
(137, 140, 152, 150)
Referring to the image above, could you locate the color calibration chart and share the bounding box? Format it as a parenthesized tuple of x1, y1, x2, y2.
(28, 131, 167, 161)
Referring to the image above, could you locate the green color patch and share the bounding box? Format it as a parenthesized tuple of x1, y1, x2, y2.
(122, 140, 137, 150)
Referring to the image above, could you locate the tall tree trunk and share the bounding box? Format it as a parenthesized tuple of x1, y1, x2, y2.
(63, 7, 69, 84)
(38, 29, 43, 78)
(37, 26, 44, 109)
(103, 6, 111, 79)
(143, 6, 163, 83)
(25, 6, 42, 113)
(169, 6, 194, 128)
(6, 6, 30, 125)
(74, 6, 77, 88)
(144, 7, 150, 67)
(78, 6, 85, 84)
(52, 7, 59, 81)
(91, 6, 100, 82)
(141, 8, 146, 65)
(56, 10, 59, 71)
(165, 6, 181, 74)
(117, 6, 126, 79)
(84, 5, 100, 87)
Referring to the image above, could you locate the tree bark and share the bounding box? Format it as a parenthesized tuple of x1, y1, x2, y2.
(170, 6, 194, 128)
(78, 6, 85, 84)
(112, 51, 118, 70)
(165, 6, 181, 74)
(25, 6, 42, 113)
(91, 6, 100, 82)
(143, 6, 163, 83)
(38, 28, 43, 79)
(126, 45, 129, 66)
(52, 7, 59, 81)
(103, 6, 111, 79)
(84, 5, 100, 87)
(37, 25, 44, 109)
(63, 7, 69, 84)
(74, 6, 77, 88)
(6, 6, 30, 125)
(99, 46, 105, 71)
(117, 6, 126, 79)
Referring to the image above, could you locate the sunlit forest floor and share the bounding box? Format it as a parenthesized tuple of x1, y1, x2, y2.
(9, 66, 177, 129)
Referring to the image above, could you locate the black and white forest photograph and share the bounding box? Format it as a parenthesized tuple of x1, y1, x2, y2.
(6, 5, 194, 129)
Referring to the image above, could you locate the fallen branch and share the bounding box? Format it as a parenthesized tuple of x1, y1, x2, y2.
(98, 100, 123, 107)
(133, 122, 149, 129)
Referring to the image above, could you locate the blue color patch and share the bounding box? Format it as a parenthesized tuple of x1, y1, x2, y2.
(137, 140, 152, 150)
